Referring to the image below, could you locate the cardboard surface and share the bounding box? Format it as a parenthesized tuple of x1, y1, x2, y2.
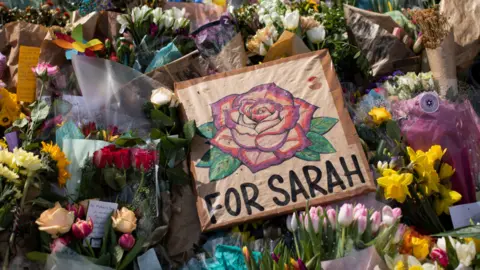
(175, 50, 375, 231)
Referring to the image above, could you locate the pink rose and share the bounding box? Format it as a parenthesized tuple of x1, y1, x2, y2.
(210, 83, 317, 172)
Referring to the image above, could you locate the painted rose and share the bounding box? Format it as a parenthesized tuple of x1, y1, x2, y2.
(210, 83, 317, 172)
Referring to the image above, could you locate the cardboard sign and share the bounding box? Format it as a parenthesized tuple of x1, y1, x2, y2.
(17, 46, 41, 102)
(175, 50, 375, 231)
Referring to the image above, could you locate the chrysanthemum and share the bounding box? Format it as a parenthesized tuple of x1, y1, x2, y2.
(0, 164, 19, 182)
(41, 142, 71, 186)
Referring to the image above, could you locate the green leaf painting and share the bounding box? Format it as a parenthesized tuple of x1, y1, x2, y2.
(295, 148, 321, 161)
(196, 122, 217, 139)
(209, 151, 242, 181)
(306, 132, 336, 154)
(310, 117, 339, 135)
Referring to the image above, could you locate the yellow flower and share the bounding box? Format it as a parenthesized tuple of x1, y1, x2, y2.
(0, 88, 21, 127)
(435, 185, 462, 215)
(421, 169, 440, 195)
(368, 107, 392, 125)
(0, 139, 7, 150)
(426, 145, 446, 164)
(395, 260, 406, 270)
(411, 237, 430, 260)
(439, 163, 455, 180)
(0, 164, 19, 182)
(41, 142, 71, 186)
(408, 266, 423, 270)
(377, 170, 413, 203)
(111, 207, 137, 233)
(13, 148, 42, 174)
(465, 238, 480, 252)
(0, 149, 16, 169)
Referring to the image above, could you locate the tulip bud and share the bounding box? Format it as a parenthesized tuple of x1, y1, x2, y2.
(326, 208, 336, 229)
(119, 233, 136, 250)
(71, 218, 94, 239)
(353, 204, 367, 220)
(393, 224, 406, 244)
(430, 247, 448, 267)
(370, 211, 381, 233)
(66, 203, 86, 219)
(338, 204, 354, 227)
(382, 206, 402, 226)
(286, 215, 293, 232)
(305, 207, 321, 233)
(290, 213, 299, 231)
(357, 215, 367, 234)
(242, 246, 250, 263)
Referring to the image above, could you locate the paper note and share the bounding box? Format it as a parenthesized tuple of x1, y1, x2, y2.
(137, 248, 162, 270)
(450, 202, 480, 228)
(17, 46, 41, 102)
(85, 200, 118, 247)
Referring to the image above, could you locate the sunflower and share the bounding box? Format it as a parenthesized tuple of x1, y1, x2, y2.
(41, 141, 71, 186)
(0, 88, 21, 127)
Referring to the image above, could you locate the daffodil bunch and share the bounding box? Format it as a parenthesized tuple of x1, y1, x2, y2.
(376, 144, 461, 234)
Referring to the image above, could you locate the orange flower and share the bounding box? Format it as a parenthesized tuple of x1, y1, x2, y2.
(400, 227, 433, 258)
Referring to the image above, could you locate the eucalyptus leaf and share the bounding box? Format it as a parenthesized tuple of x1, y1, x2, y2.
(209, 152, 242, 181)
(307, 132, 336, 153)
(197, 122, 216, 139)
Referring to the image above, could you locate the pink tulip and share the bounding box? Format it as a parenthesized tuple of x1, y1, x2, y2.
(305, 207, 321, 233)
(31, 62, 59, 78)
(382, 206, 402, 226)
(119, 233, 136, 250)
(353, 204, 367, 220)
(370, 211, 381, 233)
(66, 203, 86, 219)
(71, 218, 93, 239)
(338, 204, 353, 226)
(50, 235, 71, 253)
(393, 224, 406, 244)
(326, 208, 336, 229)
(357, 215, 367, 234)
(430, 247, 449, 267)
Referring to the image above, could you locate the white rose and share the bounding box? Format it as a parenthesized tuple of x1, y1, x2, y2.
(306, 26, 326, 44)
(150, 87, 177, 107)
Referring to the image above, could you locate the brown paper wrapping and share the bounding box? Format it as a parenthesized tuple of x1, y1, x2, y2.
(425, 31, 457, 96)
(146, 50, 210, 90)
(163, 2, 226, 31)
(343, 4, 415, 76)
(264, 31, 311, 62)
(440, 0, 480, 68)
(175, 50, 375, 231)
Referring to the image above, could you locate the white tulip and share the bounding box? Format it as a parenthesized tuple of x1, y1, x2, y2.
(282, 10, 299, 31)
(117, 14, 130, 33)
(172, 7, 186, 19)
(164, 16, 174, 28)
(307, 26, 326, 44)
(455, 241, 476, 267)
(152, 7, 163, 25)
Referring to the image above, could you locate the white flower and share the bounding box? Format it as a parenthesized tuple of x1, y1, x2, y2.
(260, 14, 273, 26)
(171, 7, 186, 19)
(437, 237, 458, 252)
(0, 164, 19, 181)
(152, 7, 163, 26)
(307, 26, 326, 44)
(455, 241, 476, 267)
(173, 18, 188, 31)
(259, 43, 268, 56)
(13, 148, 42, 174)
(282, 10, 300, 31)
(151, 88, 176, 107)
(164, 16, 174, 29)
(131, 5, 152, 23)
(117, 14, 130, 33)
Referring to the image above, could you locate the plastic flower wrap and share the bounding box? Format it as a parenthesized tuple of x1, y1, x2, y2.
(380, 72, 435, 100)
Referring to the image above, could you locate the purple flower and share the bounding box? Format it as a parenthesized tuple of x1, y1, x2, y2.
(271, 252, 280, 263)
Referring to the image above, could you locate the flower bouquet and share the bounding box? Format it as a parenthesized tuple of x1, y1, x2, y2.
(29, 201, 144, 270)
(242, 203, 402, 269)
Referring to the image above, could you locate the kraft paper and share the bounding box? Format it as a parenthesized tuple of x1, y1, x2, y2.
(175, 50, 375, 231)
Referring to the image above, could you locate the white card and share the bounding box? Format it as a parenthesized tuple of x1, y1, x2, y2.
(450, 202, 480, 228)
(85, 200, 118, 247)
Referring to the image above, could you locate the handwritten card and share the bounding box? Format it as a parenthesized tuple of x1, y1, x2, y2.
(17, 46, 41, 102)
(450, 202, 480, 228)
(85, 200, 118, 247)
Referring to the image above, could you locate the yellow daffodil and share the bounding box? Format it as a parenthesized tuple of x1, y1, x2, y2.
(465, 238, 480, 252)
(435, 185, 462, 215)
(426, 145, 446, 164)
(439, 163, 455, 180)
(411, 237, 430, 260)
(395, 260, 406, 270)
(377, 170, 413, 203)
(368, 107, 392, 125)
(421, 169, 440, 195)
(41, 142, 71, 186)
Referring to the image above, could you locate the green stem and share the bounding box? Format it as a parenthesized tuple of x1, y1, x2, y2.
(133, 171, 145, 202)
(85, 238, 96, 258)
(293, 232, 301, 259)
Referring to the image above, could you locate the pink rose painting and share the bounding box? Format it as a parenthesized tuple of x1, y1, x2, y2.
(197, 83, 338, 181)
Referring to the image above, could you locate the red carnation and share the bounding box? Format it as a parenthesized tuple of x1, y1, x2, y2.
(113, 149, 131, 169)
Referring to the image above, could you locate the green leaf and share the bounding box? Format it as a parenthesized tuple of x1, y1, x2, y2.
(197, 122, 216, 139)
(433, 225, 480, 238)
(12, 118, 29, 129)
(28, 198, 54, 208)
(183, 120, 196, 141)
(100, 211, 114, 255)
(166, 167, 191, 185)
(150, 128, 165, 140)
(26, 252, 49, 262)
(167, 137, 189, 147)
(307, 132, 336, 153)
(31, 100, 50, 124)
(96, 253, 112, 267)
(295, 148, 321, 161)
(310, 117, 338, 135)
(103, 168, 121, 191)
(113, 245, 124, 266)
(209, 152, 242, 181)
(196, 147, 223, 168)
(114, 135, 146, 147)
(117, 237, 145, 270)
(151, 109, 173, 127)
(385, 120, 402, 142)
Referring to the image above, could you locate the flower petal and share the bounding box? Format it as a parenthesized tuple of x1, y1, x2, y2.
(255, 117, 281, 133)
(294, 98, 318, 132)
(232, 129, 257, 149)
(210, 127, 241, 157)
(233, 83, 294, 108)
(275, 124, 311, 159)
(210, 94, 237, 129)
(258, 105, 299, 136)
(255, 131, 288, 151)
(238, 149, 280, 173)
